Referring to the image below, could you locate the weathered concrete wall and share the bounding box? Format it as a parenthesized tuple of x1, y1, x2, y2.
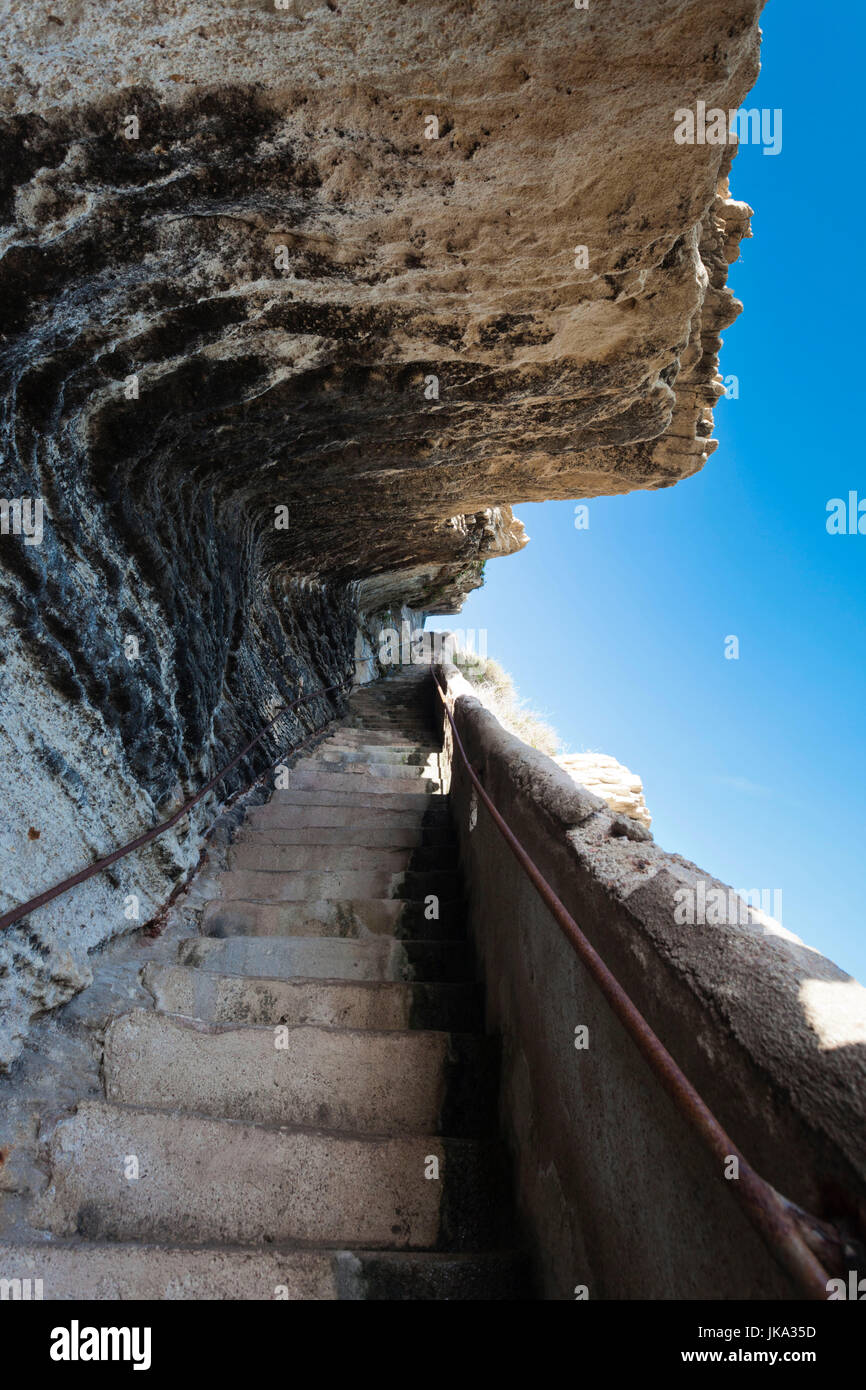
(434, 663, 866, 1300)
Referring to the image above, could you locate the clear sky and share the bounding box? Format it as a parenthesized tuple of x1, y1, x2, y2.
(430, 0, 866, 981)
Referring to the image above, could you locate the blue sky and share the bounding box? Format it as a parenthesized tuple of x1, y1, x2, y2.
(431, 0, 866, 981)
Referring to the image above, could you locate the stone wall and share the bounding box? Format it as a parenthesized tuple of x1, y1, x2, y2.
(435, 662, 866, 1299)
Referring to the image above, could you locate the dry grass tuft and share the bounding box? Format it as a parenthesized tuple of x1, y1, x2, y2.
(451, 651, 561, 756)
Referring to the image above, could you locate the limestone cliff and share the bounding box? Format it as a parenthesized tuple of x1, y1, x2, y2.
(0, 0, 763, 1066)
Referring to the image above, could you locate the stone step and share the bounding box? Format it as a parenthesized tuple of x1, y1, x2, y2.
(335, 1249, 529, 1301)
(0, 1242, 529, 1300)
(143, 963, 482, 1031)
(35, 1101, 510, 1250)
(307, 761, 438, 781)
(318, 745, 440, 765)
(406, 845, 458, 872)
(344, 695, 432, 705)
(251, 798, 451, 826)
(232, 835, 457, 876)
(202, 897, 467, 941)
(211, 866, 460, 903)
(339, 728, 433, 739)
(321, 745, 439, 761)
(103, 1010, 496, 1135)
(269, 788, 450, 814)
(202, 896, 410, 939)
(325, 729, 438, 747)
(178, 935, 473, 982)
(237, 821, 456, 850)
(289, 769, 440, 795)
(308, 754, 438, 775)
(340, 720, 436, 733)
(397, 868, 462, 900)
(349, 693, 432, 706)
(340, 726, 435, 736)
(343, 701, 433, 709)
(211, 868, 402, 901)
(346, 695, 428, 706)
(227, 843, 412, 874)
(0, 1241, 338, 1300)
(346, 695, 431, 707)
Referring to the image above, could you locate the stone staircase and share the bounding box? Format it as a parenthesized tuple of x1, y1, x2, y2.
(12, 672, 528, 1299)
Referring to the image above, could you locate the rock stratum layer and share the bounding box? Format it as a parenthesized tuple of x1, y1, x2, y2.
(556, 753, 652, 830)
(0, 0, 763, 1066)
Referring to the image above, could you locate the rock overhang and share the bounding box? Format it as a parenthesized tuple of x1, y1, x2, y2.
(1, 0, 762, 611)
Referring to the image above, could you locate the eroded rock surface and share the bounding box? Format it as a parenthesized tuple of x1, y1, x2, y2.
(0, 0, 763, 1064)
(556, 753, 652, 829)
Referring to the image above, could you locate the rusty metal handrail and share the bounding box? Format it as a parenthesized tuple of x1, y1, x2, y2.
(0, 673, 353, 934)
(433, 671, 834, 1301)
